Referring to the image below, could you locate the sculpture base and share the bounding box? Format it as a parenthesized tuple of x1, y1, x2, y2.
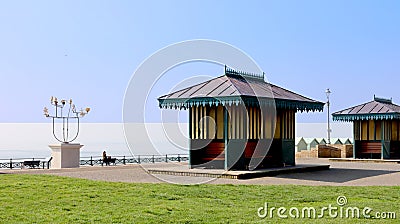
(48, 143, 83, 169)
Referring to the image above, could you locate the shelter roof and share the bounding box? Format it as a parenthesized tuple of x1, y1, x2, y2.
(333, 96, 400, 121)
(158, 67, 324, 112)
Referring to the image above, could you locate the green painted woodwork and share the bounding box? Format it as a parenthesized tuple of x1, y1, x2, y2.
(333, 113, 400, 122)
(281, 139, 295, 166)
(159, 96, 324, 113)
(188, 108, 192, 168)
(353, 123, 357, 159)
(382, 141, 390, 159)
(224, 107, 229, 170)
(225, 139, 247, 170)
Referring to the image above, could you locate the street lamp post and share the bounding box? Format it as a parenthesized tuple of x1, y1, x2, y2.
(326, 89, 331, 144)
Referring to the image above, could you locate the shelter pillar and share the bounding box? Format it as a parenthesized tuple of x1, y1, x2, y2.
(224, 106, 229, 170)
(381, 121, 391, 159)
(353, 122, 357, 159)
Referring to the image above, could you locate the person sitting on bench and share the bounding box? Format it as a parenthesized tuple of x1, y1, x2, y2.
(102, 150, 110, 166)
(102, 150, 115, 166)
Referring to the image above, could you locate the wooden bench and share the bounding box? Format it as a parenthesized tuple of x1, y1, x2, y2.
(203, 143, 225, 161)
(357, 142, 381, 158)
(23, 160, 40, 169)
(358, 142, 381, 154)
(102, 157, 116, 166)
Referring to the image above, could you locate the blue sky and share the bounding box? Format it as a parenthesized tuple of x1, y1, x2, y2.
(0, 0, 399, 123)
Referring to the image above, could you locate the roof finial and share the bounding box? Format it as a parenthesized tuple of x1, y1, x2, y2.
(374, 96, 392, 104)
(224, 66, 264, 81)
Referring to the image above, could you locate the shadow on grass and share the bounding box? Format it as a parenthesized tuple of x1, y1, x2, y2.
(276, 168, 399, 183)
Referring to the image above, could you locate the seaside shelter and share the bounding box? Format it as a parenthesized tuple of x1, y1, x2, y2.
(333, 96, 400, 159)
(158, 67, 324, 170)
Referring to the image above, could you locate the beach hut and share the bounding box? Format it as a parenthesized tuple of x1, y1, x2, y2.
(333, 96, 400, 159)
(316, 138, 327, 145)
(296, 137, 308, 152)
(332, 138, 343, 145)
(341, 138, 353, 145)
(303, 138, 320, 150)
(158, 67, 324, 170)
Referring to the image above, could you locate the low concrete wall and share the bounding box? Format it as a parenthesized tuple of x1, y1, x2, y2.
(296, 149, 318, 158)
(317, 145, 341, 158)
(295, 144, 353, 158)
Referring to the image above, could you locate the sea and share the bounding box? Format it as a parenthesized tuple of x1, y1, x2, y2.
(0, 123, 352, 160)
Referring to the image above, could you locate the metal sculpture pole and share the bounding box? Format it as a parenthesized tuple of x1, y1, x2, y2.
(44, 96, 90, 143)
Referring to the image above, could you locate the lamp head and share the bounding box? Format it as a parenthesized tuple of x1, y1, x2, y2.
(325, 88, 331, 97)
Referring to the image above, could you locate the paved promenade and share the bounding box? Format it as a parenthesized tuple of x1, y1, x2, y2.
(2, 158, 400, 186)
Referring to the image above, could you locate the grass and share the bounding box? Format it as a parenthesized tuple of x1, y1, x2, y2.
(0, 174, 399, 223)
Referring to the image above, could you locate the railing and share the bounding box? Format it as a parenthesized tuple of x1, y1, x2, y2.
(0, 154, 188, 169)
(0, 158, 51, 170)
(79, 154, 189, 166)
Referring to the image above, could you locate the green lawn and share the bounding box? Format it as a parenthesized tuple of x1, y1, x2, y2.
(0, 174, 399, 223)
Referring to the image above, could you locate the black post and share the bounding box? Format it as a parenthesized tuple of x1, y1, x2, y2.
(166, 154, 168, 163)
(10, 158, 12, 169)
(90, 156, 93, 166)
(42, 162, 45, 169)
(178, 154, 181, 162)
(138, 155, 141, 164)
(123, 156, 126, 165)
(152, 155, 155, 163)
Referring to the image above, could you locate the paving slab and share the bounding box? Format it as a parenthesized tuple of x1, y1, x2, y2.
(147, 164, 330, 179)
(329, 158, 400, 164)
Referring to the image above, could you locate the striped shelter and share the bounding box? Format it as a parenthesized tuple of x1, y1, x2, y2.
(158, 67, 324, 170)
(333, 96, 400, 159)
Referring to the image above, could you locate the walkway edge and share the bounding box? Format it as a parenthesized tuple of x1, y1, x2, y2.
(148, 165, 330, 180)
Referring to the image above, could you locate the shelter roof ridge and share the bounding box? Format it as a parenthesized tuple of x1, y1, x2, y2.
(224, 65, 265, 81)
(374, 96, 392, 104)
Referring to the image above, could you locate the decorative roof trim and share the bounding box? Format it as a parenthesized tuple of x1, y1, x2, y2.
(158, 96, 324, 112)
(224, 65, 265, 81)
(333, 113, 400, 122)
(275, 99, 324, 112)
(374, 95, 392, 104)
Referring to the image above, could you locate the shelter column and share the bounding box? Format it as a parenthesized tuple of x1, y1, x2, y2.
(188, 106, 192, 168)
(224, 106, 229, 170)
